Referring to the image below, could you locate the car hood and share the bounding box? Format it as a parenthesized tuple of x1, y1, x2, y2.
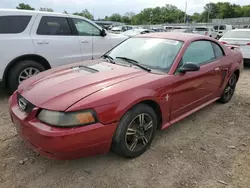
(18, 60, 147, 111)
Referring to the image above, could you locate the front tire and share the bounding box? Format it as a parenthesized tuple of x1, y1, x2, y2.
(219, 73, 237, 103)
(7, 60, 45, 93)
(112, 104, 157, 158)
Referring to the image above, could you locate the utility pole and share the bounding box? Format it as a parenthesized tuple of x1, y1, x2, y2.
(184, 0, 187, 23)
(207, 2, 210, 22)
(207, 10, 210, 22)
(150, 11, 153, 29)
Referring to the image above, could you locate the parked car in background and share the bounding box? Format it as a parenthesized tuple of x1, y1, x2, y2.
(121, 29, 155, 37)
(111, 25, 137, 34)
(164, 26, 173, 32)
(172, 28, 192, 33)
(9, 33, 243, 160)
(0, 9, 128, 92)
(219, 29, 250, 61)
(214, 25, 235, 38)
(110, 26, 123, 34)
(192, 27, 218, 39)
(243, 25, 250, 29)
(208, 27, 218, 39)
(192, 27, 209, 35)
(152, 28, 165, 32)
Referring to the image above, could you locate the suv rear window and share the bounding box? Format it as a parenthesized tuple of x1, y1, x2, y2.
(0, 16, 31, 34)
(194, 28, 208, 31)
(219, 25, 226, 30)
(37, 16, 72, 35)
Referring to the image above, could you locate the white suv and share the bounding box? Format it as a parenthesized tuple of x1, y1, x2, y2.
(0, 9, 128, 91)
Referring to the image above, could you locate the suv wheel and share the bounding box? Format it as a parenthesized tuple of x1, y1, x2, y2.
(7, 60, 45, 92)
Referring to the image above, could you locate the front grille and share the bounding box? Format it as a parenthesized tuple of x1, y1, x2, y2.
(17, 93, 35, 113)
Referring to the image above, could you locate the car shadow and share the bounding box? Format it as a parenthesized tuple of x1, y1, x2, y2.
(244, 62, 250, 69)
(0, 83, 9, 100)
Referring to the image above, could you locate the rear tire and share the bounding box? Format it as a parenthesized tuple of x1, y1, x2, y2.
(218, 73, 237, 103)
(112, 104, 157, 158)
(7, 60, 45, 93)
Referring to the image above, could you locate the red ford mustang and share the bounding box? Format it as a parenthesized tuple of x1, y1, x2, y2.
(9, 33, 243, 160)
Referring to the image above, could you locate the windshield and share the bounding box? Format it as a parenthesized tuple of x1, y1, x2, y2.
(108, 38, 183, 72)
(223, 30, 250, 38)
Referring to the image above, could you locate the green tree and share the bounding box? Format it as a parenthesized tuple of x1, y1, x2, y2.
(192, 13, 202, 22)
(216, 2, 235, 18)
(124, 12, 135, 19)
(39, 8, 54, 12)
(108, 13, 122, 22)
(16, 3, 35, 10)
(232, 4, 242, 17)
(73, 9, 93, 20)
(122, 16, 130, 24)
(241, 5, 250, 17)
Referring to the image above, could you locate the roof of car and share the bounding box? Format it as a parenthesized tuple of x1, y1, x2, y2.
(135, 32, 210, 42)
(0, 9, 65, 15)
(230, 29, 250, 31)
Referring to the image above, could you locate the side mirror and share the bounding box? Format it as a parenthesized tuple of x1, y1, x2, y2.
(101, 29, 107, 37)
(179, 62, 200, 73)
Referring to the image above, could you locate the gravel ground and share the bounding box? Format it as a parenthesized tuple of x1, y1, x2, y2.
(0, 67, 250, 188)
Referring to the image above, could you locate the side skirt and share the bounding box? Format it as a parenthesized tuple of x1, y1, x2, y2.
(161, 97, 220, 130)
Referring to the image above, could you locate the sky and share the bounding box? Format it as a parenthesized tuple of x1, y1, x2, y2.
(1, 0, 250, 19)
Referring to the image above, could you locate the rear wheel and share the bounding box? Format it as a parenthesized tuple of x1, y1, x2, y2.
(112, 104, 157, 158)
(219, 73, 237, 103)
(7, 60, 45, 92)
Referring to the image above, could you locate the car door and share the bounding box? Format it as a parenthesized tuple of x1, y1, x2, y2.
(170, 40, 223, 122)
(70, 18, 113, 60)
(31, 15, 81, 68)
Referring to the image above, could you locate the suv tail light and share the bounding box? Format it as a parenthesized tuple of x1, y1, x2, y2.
(205, 32, 208, 35)
(247, 43, 250, 45)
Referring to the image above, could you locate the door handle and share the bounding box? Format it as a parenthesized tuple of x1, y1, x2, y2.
(81, 40, 89, 43)
(214, 67, 220, 72)
(37, 41, 49, 44)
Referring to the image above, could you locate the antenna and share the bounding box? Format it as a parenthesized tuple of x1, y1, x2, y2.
(91, 8, 94, 60)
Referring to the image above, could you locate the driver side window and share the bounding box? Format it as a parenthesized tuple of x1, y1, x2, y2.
(182, 41, 215, 66)
(72, 18, 101, 36)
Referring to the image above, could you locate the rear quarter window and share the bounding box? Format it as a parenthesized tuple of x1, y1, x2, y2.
(212, 42, 224, 58)
(37, 16, 72, 35)
(0, 15, 32, 34)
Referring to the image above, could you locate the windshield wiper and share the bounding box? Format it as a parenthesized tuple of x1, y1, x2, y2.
(115, 57, 151, 72)
(102, 54, 115, 64)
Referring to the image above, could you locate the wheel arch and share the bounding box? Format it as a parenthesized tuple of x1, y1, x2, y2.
(119, 99, 163, 130)
(138, 100, 163, 129)
(3, 54, 51, 86)
(233, 69, 240, 82)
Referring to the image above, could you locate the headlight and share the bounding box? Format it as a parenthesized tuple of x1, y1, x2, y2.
(37, 109, 98, 127)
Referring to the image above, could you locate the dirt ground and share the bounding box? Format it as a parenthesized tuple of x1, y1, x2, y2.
(0, 67, 250, 188)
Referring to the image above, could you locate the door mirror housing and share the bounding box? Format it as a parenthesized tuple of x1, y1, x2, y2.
(179, 62, 200, 73)
(100, 29, 107, 37)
